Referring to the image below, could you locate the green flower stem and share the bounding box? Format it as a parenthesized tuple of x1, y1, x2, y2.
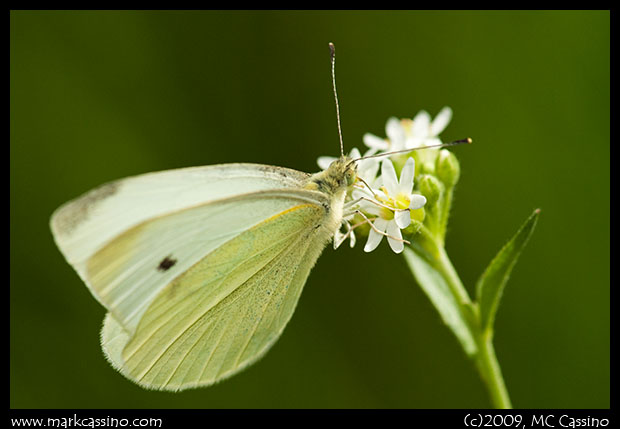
(414, 225, 471, 307)
(474, 332, 513, 409)
(437, 187, 454, 246)
(414, 228, 513, 409)
(435, 244, 471, 306)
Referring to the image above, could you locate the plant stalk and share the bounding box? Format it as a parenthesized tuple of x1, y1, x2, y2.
(431, 244, 513, 409)
(474, 333, 513, 409)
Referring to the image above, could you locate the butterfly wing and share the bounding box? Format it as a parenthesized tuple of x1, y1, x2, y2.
(51, 163, 340, 391)
(100, 199, 329, 391)
(50, 163, 310, 272)
(50, 164, 311, 332)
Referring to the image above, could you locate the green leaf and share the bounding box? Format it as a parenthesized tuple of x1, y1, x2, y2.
(403, 247, 478, 357)
(476, 209, 540, 334)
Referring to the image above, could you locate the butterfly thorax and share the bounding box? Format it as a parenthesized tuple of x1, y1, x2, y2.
(302, 156, 357, 247)
(304, 156, 357, 196)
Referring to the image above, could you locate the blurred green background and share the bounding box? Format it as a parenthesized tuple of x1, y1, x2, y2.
(10, 10, 609, 408)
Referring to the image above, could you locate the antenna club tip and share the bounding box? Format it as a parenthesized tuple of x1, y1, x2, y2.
(466, 137, 473, 144)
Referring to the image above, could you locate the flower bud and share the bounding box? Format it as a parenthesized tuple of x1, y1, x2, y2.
(417, 174, 444, 207)
(404, 218, 424, 236)
(410, 207, 425, 223)
(436, 149, 460, 187)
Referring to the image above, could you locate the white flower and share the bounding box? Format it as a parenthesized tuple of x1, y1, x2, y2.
(362, 157, 427, 254)
(362, 117, 407, 152)
(405, 107, 452, 149)
(355, 150, 381, 188)
(363, 107, 452, 153)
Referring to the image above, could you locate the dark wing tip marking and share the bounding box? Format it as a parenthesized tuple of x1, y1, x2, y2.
(53, 181, 120, 237)
(157, 255, 177, 272)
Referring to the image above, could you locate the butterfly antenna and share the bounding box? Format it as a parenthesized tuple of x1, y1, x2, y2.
(329, 42, 345, 158)
(348, 138, 472, 165)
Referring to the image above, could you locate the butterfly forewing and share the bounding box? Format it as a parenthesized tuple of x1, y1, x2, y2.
(51, 163, 309, 270)
(51, 164, 311, 332)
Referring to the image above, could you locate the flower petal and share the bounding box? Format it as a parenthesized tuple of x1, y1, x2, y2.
(358, 198, 382, 216)
(351, 187, 375, 203)
(364, 218, 388, 252)
(424, 137, 442, 148)
(430, 106, 452, 136)
(411, 110, 431, 138)
(334, 223, 356, 249)
(349, 147, 362, 159)
(381, 159, 399, 197)
(357, 156, 380, 184)
(409, 194, 427, 210)
(363, 133, 389, 151)
(317, 156, 336, 170)
(386, 117, 406, 149)
(386, 221, 404, 254)
(362, 147, 378, 157)
(349, 229, 356, 248)
(398, 157, 416, 195)
(394, 209, 411, 229)
(405, 136, 424, 149)
(333, 229, 346, 249)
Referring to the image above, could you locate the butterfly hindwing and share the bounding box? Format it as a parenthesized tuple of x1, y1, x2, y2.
(86, 191, 319, 334)
(101, 202, 327, 391)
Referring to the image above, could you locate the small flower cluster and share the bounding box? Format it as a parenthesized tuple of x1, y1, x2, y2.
(319, 107, 455, 254)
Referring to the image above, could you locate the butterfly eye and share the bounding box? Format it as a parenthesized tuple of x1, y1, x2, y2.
(345, 169, 356, 186)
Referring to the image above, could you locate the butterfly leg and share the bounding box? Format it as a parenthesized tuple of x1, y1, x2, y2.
(333, 219, 356, 249)
(343, 196, 410, 221)
(334, 214, 383, 249)
(343, 196, 364, 211)
(352, 210, 411, 245)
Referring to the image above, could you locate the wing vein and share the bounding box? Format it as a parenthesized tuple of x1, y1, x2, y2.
(231, 235, 311, 369)
(124, 217, 317, 381)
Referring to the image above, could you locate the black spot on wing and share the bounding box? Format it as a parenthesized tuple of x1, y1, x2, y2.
(157, 255, 177, 272)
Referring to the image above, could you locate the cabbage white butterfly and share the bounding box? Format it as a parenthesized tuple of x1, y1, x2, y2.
(50, 43, 465, 391)
(50, 44, 365, 392)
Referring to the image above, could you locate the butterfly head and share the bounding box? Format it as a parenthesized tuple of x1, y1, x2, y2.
(307, 156, 357, 195)
(335, 156, 358, 187)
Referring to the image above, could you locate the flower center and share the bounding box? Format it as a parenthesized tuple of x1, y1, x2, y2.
(376, 187, 411, 219)
(379, 206, 394, 220)
(401, 118, 412, 133)
(394, 193, 411, 210)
